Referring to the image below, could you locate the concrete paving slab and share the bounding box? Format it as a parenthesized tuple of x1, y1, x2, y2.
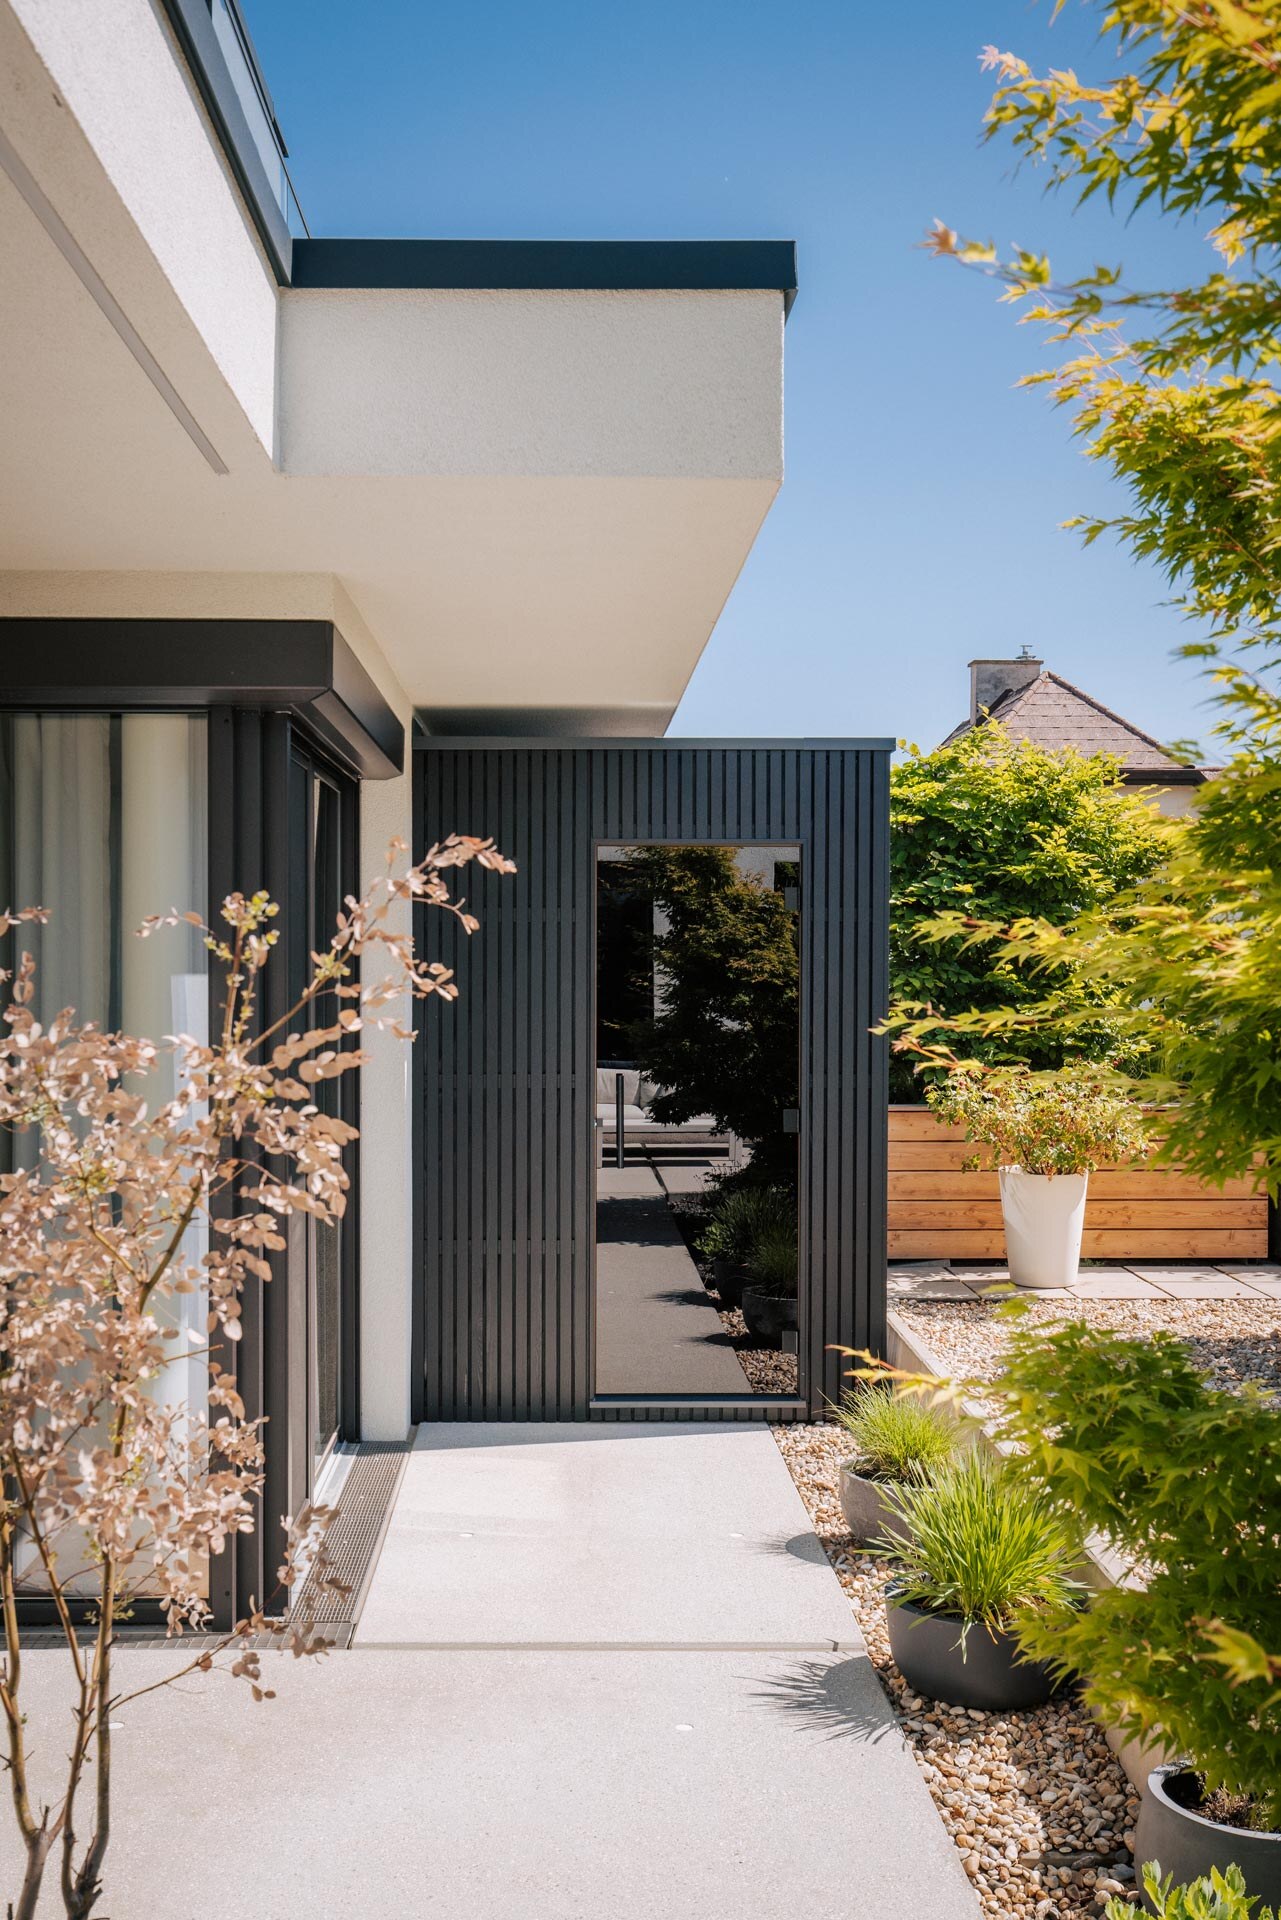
(651, 1157, 722, 1196)
(1129, 1267, 1260, 1299)
(888, 1269, 975, 1302)
(956, 1268, 1014, 1292)
(1, 1646, 980, 1919)
(595, 1178, 747, 1395)
(1219, 1266, 1281, 1299)
(357, 1423, 859, 1649)
(1065, 1273, 1164, 1299)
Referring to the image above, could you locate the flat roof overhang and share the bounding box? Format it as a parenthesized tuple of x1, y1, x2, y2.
(0, 0, 793, 738)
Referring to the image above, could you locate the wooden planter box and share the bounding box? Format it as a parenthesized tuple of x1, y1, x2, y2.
(888, 1106, 1269, 1262)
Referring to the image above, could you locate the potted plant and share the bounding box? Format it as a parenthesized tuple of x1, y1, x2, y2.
(740, 1217, 799, 1344)
(986, 1314, 1281, 1905)
(696, 1185, 785, 1308)
(832, 1384, 958, 1547)
(926, 1067, 1147, 1290)
(877, 1450, 1082, 1711)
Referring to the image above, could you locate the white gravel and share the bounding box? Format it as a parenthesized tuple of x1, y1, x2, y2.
(775, 1421, 1141, 1917)
(896, 1296, 1281, 1399)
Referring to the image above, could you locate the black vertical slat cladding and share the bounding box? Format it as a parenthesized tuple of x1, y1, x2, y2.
(414, 741, 891, 1424)
(206, 707, 302, 1624)
(866, 747, 892, 1364)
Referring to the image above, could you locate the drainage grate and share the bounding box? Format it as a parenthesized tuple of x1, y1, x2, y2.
(7, 1440, 410, 1653)
(294, 1440, 410, 1638)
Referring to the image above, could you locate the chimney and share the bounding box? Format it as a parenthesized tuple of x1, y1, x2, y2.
(969, 648, 1043, 724)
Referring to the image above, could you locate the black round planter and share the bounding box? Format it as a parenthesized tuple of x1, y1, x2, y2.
(1135, 1767, 1281, 1911)
(711, 1259, 748, 1309)
(740, 1287, 798, 1344)
(886, 1600, 1057, 1711)
(838, 1464, 914, 1552)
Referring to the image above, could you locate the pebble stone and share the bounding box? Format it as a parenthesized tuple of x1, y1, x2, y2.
(774, 1422, 1142, 1918)
(895, 1295, 1281, 1400)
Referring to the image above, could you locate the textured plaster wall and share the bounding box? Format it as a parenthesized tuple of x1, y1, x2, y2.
(5, 0, 279, 456)
(279, 288, 784, 480)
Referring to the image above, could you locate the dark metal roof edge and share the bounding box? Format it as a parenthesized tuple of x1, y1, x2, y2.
(414, 735, 894, 751)
(291, 239, 799, 317)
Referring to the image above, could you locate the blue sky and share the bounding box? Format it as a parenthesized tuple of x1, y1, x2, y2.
(252, 0, 1220, 754)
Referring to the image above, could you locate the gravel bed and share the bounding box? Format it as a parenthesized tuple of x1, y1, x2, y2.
(718, 1307, 798, 1393)
(896, 1296, 1281, 1399)
(774, 1422, 1141, 1917)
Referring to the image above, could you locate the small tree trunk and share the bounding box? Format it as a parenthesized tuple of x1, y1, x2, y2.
(13, 1821, 53, 1920)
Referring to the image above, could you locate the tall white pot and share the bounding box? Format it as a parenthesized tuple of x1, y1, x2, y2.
(998, 1166, 1089, 1290)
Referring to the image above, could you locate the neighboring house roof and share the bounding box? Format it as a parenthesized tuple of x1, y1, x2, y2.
(942, 669, 1203, 783)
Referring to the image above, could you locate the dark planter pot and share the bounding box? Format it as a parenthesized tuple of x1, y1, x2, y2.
(1135, 1767, 1281, 1912)
(711, 1259, 747, 1309)
(838, 1464, 914, 1552)
(886, 1600, 1056, 1711)
(740, 1288, 798, 1345)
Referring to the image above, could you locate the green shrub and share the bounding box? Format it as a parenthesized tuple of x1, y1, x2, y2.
(926, 1065, 1148, 1176)
(879, 1451, 1082, 1639)
(834, 1386, 958, 1485)
(888, 728, 1170, 1101)
(989, 1312, 1281, 1831)
(1107, 1862, 1276, 1920)
(696, 1185, 791, 1266)
(744, 1219, 798, 1297)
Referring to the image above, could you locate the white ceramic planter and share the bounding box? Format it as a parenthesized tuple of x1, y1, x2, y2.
(998, 1166, 1088, 1290)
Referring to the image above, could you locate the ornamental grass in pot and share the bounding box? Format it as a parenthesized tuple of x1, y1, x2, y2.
(877, 1450, 1083, 1711)
(984, 1313, 1281, 1909)
(926, 1067, 1147, 1290)
(832, 1384, 958, 1549)
(696, 1184, 789, 1308)
(740, 1217, 799, 1344)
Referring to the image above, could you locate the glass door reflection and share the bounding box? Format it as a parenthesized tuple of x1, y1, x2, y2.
(594, 845, 801, 1397)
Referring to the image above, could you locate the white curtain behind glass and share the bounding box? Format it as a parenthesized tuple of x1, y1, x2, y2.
(2, 712, 209, 1591)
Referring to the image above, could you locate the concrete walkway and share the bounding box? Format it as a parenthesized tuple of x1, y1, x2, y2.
(2, 1424, 981, 1918)
(595, 1167, 748, 1394)
(356, 1422, 858, 1647)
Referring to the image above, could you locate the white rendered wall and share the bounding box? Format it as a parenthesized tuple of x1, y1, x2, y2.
(279, 288, 783, 480)
(2, 0, 279, 457)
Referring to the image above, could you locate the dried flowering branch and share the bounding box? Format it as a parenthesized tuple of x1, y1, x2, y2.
(0, 834, 514, 1920)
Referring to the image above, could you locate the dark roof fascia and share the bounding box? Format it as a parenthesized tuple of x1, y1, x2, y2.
(157, 0, 293, 283)
(0, 619, 403, 779)
(1121, 766, 1205, 786)
(291, 239, 799, 318)
(414, 735, 894, 752)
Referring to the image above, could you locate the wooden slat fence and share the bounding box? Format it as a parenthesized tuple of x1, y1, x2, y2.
(888, 1106, 1268, 1262)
